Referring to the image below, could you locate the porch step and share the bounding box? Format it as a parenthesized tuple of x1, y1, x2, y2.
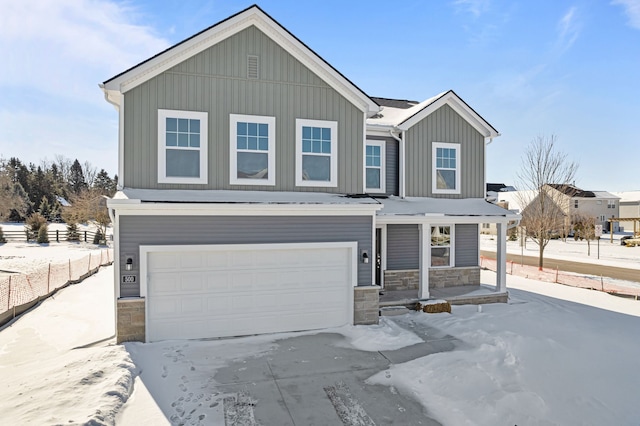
(379, 306, 412, 317)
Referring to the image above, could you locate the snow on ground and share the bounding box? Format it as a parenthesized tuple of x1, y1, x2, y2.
(481, 232, 640, 270)
(2, 245, 640, 425)
(0, 222, 110, 275)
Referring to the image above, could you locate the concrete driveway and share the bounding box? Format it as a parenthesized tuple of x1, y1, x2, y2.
(209, 318, 458, 425)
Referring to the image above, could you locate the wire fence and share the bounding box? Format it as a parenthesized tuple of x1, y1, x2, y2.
(480, 256, 640, 299)
(0, 249, 114, 326)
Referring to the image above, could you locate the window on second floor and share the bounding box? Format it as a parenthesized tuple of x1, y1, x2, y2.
(432, 142, 460, 194)
(296, 119, 338, 187)
(365, 140, 385, 193)
(608, 200, 616, 209)
(574, 200, 579, 208)
(158, 109, 208, 184)
(230, 114, 276, 186)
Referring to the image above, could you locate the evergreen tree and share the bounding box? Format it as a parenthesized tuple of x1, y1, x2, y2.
(69, 159, 87, 194)
(66, 222, 80, 241)
(37, 223, 49, 244)
(93, 169, 116, 196)
(38, 196, 51, 220)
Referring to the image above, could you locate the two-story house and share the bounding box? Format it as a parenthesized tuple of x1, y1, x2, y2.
(102, 5, 517, 343)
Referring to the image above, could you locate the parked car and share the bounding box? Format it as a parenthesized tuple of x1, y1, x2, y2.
(621, 235, 633, 246)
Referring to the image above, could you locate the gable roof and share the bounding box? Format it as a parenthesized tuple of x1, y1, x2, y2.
(101, 5, 379, 115)
(547, 184, 595, 198)
(366, 90, 500, 138)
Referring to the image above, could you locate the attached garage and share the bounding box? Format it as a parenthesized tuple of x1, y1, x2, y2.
(141, 242, 357, 342)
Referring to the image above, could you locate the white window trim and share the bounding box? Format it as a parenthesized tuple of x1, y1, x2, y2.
(430, 224, 455, 268)
(296, 118, 338, 187)
(229, 114, 276, 186)
(365, 140, 386, 193)
(432, 142, 461, 195)
(158, 109, 208, 184)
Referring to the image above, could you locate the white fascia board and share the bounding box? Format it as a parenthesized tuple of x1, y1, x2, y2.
(376, 214, 516, 225)
(366, 124, 396, 137)
(102, 7, 378, 116)
(397, 92, 500, 138)
(111, 201, 381, 216)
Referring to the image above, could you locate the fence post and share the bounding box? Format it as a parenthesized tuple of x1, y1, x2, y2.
(601, 275, 604, 291)
(84, 231, 87, 243)
(47, 263, 51, 294)
(56, 230, 59, 243)
(6, 276, 11, 312)
(68, 259, 71, 281)
(87, 254, 91, 274)
(555, 267, 559, 283)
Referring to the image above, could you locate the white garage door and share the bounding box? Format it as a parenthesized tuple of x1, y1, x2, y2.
(142, 242, 356, 342)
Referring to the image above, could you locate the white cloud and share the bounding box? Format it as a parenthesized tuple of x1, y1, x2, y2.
(612, 0, 640, 29)
(452, 0, 491, 18)
(556, 6, 581, 53)
(0, 0, 170, 104)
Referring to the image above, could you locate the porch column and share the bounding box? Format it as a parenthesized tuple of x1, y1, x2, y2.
(496, 222, 507, 293)
(419, 223, 430, 299)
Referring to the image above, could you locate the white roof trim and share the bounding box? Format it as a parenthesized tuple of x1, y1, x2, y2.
(396, 91, 500, 138)
(102, 6, 378, 115)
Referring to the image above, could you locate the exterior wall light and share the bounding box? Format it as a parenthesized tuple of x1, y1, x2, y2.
(125, 257, 133, 271)
(362, 251, 369, 264)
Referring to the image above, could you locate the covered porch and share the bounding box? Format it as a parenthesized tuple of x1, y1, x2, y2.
(373, 197, 518, 307)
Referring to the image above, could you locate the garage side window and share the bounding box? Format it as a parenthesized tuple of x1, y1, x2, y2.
(431, 225, 452, 267)
(296, 118, 338, 187)
(230, 114, 276, 186)
(432, 142, 460, 194)
(158, 109, 208, 184)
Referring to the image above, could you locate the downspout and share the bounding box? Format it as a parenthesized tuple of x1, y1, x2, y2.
(100, 84, 124, 190)
(484, 137, 494, 201)
(389, 129, 405, 198)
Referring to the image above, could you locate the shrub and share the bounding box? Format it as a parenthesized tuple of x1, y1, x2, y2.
(37, 223, 49, 243)
(93, 229, 104, 245)
(66, 222, 80, 241)
(26, 212, 47, 241)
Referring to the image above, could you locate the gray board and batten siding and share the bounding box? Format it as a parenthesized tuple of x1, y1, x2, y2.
(366, 136, 399, 196)
(118, 215, 373, 297)
(404, 104, 485, 198)
(123, 25, 365, 193)
(386, 223, 479, 271)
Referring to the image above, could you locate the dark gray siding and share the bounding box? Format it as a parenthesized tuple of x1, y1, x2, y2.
(405, 104, 485, 198)
(455, 224, 478, 267)
(123, 25, 364, 193)
(118, 215, 372, 297)
(386, 224, 419, 270)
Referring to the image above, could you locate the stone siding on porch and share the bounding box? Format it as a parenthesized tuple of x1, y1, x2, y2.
(383, 269, 419, 291)
(429, 266, 481, 288)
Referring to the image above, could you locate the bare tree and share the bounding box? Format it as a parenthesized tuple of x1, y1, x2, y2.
(62, 189, 111, 242)
(516, 135, 578, 269)
(82, 160, 98, 188)
(571, 214, 597, 256)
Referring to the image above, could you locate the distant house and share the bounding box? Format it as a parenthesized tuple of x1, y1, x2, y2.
(495, 184, 620, 236)
(611, 191, 640, 233)
(101, 5, 517, 343)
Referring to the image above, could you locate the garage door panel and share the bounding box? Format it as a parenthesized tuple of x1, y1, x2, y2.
(146, 244, 355, 342)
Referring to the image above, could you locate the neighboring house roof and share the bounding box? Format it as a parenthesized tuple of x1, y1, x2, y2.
(612, 191, 640, 203)
(366, 90, 500, 138)
(591, 191, 620, 200)
(547, 184, 620, 200)
(101, 5, 379, 116)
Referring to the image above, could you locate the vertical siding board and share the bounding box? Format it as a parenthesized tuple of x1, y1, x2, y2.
(119, 215, 373, 296)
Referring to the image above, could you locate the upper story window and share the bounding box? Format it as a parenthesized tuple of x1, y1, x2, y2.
(432, 142, 460, 194)
(365, 140, 385, 193)
(608, 200, 616, 209)
(431, 225, 452, 267)
(296, 119, 338, 187)
(574, 200, 579, 208)
(230, 114, 275, 186)
(158, 109, 208, 184)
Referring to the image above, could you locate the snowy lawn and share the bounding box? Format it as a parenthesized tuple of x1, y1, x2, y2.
(1, 252, 640, 424)
(481, 232, 640, 270)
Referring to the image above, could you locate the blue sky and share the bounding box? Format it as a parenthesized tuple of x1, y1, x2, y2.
(1, 0, 639, 190)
